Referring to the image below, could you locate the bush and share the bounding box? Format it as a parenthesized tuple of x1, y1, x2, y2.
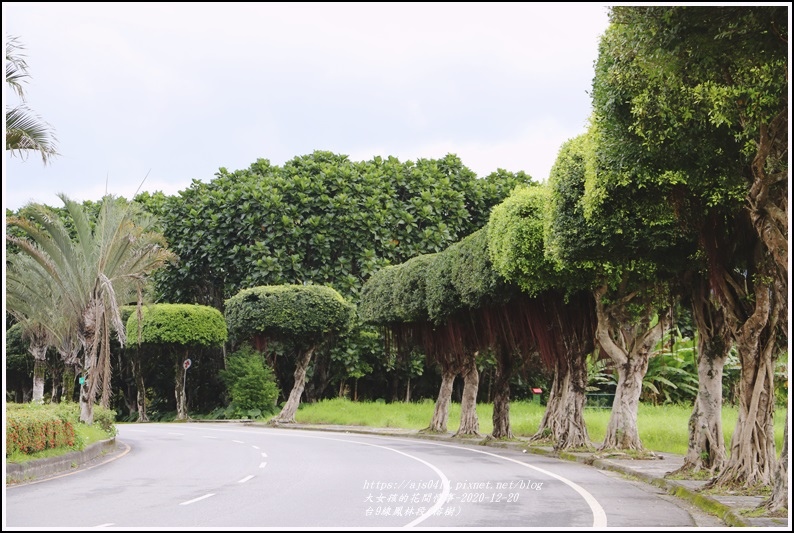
(220, 344, 280, 418)
(6, 403, 79, 456)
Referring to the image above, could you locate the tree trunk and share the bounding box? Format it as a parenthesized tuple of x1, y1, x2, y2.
(532, 355, 590, 449)
(762, 422, 788, 513)
(490, 355, 512, 439)
(132, 356, 149, 422)
(50, 364, 63, 403)
(30, 342, 47, 403)
(272, 346, 316, 423)
(710, 272, 780, 490)
(425, 366, 456, 433)
(594, 284, 669, 451)
(175, 354, 188, 420)
(455, 355, 480, 437)
(61, 364, 77, 403)
(672, 280, 730, 475)
(79, 380, 93, 424)
(534, 361, 562, 441)
(405, 377, 411, 403)
(601, 354, 649, 450)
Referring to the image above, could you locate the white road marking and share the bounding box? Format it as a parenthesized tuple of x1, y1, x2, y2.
(94, 523, 115, 527)
(202, 435, 218, 439)
(261, 452, 268, 458)
(180, 493, 215, 505)
(238, 475, 255, 483)
(135, 424, 606, 527)
(232, 440, 245, 444)
(259, 462, 267, 469)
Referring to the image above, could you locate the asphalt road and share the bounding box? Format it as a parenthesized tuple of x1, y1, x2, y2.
(5, 423, 715, 528)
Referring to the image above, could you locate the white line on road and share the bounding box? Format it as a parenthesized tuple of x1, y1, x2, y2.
(261, 452, 268, 458)
(94, 523, 115, 527)
(232, 440, 245, 444)
(180, 493, 215, 506)
(202, 436, 218, 439)
(259, 462, 267, 469)
(168, 432, 183, 436)
(238, 475, 255, 483)
(252, 445, 260, 450)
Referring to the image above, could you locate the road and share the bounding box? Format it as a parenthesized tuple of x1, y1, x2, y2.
(5, 423, 717, 528)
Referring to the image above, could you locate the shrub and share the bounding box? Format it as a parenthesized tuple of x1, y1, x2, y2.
(220, 344, 280, 418)
(6, 403, 77, 456)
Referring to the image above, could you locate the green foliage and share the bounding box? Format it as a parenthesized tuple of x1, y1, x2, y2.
(219, 344, 280, 418)
(641, 336, 699, 405)
(6, 403, 76, 456)
(358, 265, 401, 325)
(5, 402, 116, 457)
(392, 254, 435, 323)
(427, 228, 516, 324)
(487, 185, 565, 295)
(145, 151, 533, 308)
(126, 303, 228, 347)
(225, 284, 356, 347)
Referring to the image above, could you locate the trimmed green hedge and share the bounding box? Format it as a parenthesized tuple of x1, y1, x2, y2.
(126, 303, 228, 347)
(225, 284, 356, 345)
(6, 403, 77, 456)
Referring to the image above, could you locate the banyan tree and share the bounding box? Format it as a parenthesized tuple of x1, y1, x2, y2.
(224, 284, 356, 423)
(360, 228, 527, 439)
(488, 184, 598, 450)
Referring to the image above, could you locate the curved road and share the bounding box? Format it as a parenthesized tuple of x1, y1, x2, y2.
(6, 423, 713, 528)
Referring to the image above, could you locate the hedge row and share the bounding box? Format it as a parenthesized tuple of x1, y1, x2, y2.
(6, 405, 77, 456)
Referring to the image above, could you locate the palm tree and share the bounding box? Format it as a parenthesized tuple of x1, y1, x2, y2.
(7, 194, 177, 424)
(5, 34, 59, 164)
(6, 253, 61, 403)
(7, 252, 82, 403)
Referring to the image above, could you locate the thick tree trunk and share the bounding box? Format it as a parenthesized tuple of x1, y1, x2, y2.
(673, 285, 730, 476)
(679, 352, 727, 472)
(534, 361, 562, 441)
(554, 354, 590, 450)
(425, 367, 456, 433)
(762, 423, 788, 513)
(594, 284, 669, 451)
(175, 354, 188, 420)
(532, 355, 590, 449)
(710, 275, 780, 489)
(490, 351, 513, 439)
(601, 355, 648, 450)
(272, 346, 316, 423)
(455, 356, 480, 437)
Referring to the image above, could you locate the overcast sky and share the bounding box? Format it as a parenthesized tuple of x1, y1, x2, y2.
(3, 2, 611, 211)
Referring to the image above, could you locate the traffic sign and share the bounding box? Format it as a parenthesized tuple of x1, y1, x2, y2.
(183, 359, 192, 370)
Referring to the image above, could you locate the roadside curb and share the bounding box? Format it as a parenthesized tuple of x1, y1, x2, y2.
(6, 437, 118, 485)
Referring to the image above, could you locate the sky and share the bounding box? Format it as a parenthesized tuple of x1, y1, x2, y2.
(3, 2, 612, 212)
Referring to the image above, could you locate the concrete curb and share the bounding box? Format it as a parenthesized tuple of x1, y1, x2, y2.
(6, 437, 117, 485)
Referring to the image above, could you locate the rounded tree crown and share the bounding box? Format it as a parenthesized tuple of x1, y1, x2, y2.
(224, 284, 356, 345)
(126, 303, 228, 347)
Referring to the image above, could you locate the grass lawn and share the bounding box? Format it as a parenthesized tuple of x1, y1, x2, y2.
(294, 397, 788, 456)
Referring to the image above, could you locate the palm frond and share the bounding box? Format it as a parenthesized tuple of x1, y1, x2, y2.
(5, 105, 59, 164)
(5, 34, 30, 100)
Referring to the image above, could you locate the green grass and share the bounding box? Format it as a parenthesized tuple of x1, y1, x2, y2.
(295, 398, 788, 456)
